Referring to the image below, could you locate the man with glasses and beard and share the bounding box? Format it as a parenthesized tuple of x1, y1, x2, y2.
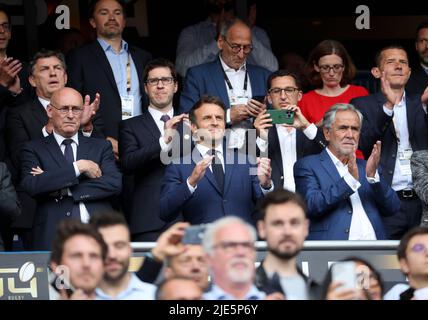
(202, 216, 283, 300)
(90, 211, 156, 300)
(256, 189, 321, 299)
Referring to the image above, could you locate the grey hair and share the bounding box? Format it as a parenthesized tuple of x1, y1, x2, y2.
(202, 216, 257, 256)
(322, 103, 363, 130)
(219, 18, 250, 39)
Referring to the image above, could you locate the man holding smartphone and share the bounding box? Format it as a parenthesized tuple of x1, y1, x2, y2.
(254, 70, 325, 191)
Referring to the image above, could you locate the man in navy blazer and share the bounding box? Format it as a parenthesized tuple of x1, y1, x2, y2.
(20, 88, 122, 250)
(351, 45, 428, 239)
(294, 103, 400, 240)
(179, 18, 271, 150)
(119, 59, 189, 241)
(160, 96, 273, 225)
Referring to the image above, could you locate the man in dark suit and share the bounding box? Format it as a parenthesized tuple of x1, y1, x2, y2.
(351, 45, 428, 239)
(6, 49, 99, 250)
(160, 96, 273, 225)
(294, 103, 400, 240)
(119, 58, 188, 241)
(20, 87, 121, 250)
(254, 70, 324, 191)
(406, 20, 428, 96)
(179, 18, 270, 150)
(67, 0, 152, 160)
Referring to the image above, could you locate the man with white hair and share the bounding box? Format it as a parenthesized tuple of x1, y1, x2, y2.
(202, 216, 265, 300)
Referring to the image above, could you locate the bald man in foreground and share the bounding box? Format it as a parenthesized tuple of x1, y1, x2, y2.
(20, 87, 122, 250)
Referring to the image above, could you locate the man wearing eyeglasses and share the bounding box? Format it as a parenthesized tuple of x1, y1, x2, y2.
(254, 70, 324, 191)
(180, 18, 271, 151)
(407, 20, 428, 96)
(20, 87, 122, 250)
(5, 49, 100, 250)
(119, 58, 189, 241)
(203, 216, 282, 300)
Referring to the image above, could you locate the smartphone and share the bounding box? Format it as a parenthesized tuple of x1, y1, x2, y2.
(331, 261, 357, 291)
(182, 224, 208, 245)
(251, 95, 266, 103)
(267, 109, 294, 125)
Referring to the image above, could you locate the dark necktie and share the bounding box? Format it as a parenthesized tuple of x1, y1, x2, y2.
(62, 139, 80, 220)
(209, 150, 224, 193)
(160, 114, 171, 128)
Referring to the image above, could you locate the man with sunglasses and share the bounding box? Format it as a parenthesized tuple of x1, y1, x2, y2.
(180, 18, 271, 151)
(20, 87, 122, 250)
(254, 70, 324, 191)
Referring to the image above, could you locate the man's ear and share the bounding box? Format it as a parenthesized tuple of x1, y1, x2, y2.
(257, 220, 266, 239)
(28, 75, 36, 88)
(399, 258, 410, 275)
(323, 127, 331, 142)
(371, 67, 381, 79)
(89, 18, 96, 29)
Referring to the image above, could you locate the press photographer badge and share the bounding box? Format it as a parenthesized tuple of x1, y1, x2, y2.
(398, 149, 413, 175)
(121, 95, 134, 120)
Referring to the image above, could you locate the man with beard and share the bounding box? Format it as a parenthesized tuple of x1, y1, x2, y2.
(49, 220, 107, 300)
(351, 46, 428, 239)
(256, 189, 321, 299)
(119, 58, 188, 241)
(202, 216, 270, 300)
(90, 211, 156, 299)
(294, 103, 400, 240)
(407, 20, 428, 95)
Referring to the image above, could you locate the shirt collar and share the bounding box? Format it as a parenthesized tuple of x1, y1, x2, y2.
(326, 147, 346, 168)
(38, 97, 50, 110)
(97, 38, 128, 53)
(219, 54, 246, 73)
(206, 284, 266, 300)
(395, 92, 406, 108)
(95, 274, 152, 300)
(196, 143, 223, 158)
(421, 62, 428, 74)
(53, 131, 79, 147)
(148, 106, 174, 122)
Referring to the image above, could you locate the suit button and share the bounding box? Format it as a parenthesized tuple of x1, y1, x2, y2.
(223, 199, 227, 203)
(66, 212, 71, 217)
(280, 176, 284, 180)
(388, 170, 393, 175)
(345, 228, 349, 233)
(348, 210, 352, 214)
(392, 154, 396, 158)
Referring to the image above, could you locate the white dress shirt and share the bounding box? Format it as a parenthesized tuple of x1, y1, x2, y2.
(325, 148, 377, 240)
(383, 93, 413, 191)
(203, 284, 266, 300)
(52, 131, 90, 223)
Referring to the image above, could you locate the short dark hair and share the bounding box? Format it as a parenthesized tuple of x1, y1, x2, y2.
(0, 4, 11, 25)
(219, 18, 250, 41)
(155, 276, 201, 300)
(397, 227, 428, 260)
(143, 58, 177, 83)
(89, 210, 128, 230)
(29, 49, 66, 76)
(267, 69, 302, 90)
(189, 95, 227, 124)
(305, 39, 357, 88)
(50, 220, 108, 265)
(374, 45, 407, 67)
(416, 19, 428, 38)
(89, 0, 126, 19)
(258, 189, 307, 220)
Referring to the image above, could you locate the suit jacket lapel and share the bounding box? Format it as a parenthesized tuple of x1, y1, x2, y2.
(405, 95, 417, 142)
(32, 99, 48, 129)
(90, 41, 120, 98)
(212, 58, 231, 108)
(142, 111, 161, 140)
(268, 127, 284, 178)
(319, 149, 342, 183)
(193, 146, 222, 195)
(296, 130, 305, 159)
(76, 133, 89, 160)
(45, 134, 68, 167)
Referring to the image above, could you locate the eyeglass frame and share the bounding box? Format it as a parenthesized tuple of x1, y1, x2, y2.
(0, 22, 10, 32)
(49, 103, 84, 115)
(145, 77, 175, 86)
(410, 243, 428, 254)
(317, 64, 345, 73)
(268, 87, 300, 96)
(222, 37, 253, 54)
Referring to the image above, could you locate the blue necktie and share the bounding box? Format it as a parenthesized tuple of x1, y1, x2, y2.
(62, 139, 80, 220)
(209, 150, 224, 193)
